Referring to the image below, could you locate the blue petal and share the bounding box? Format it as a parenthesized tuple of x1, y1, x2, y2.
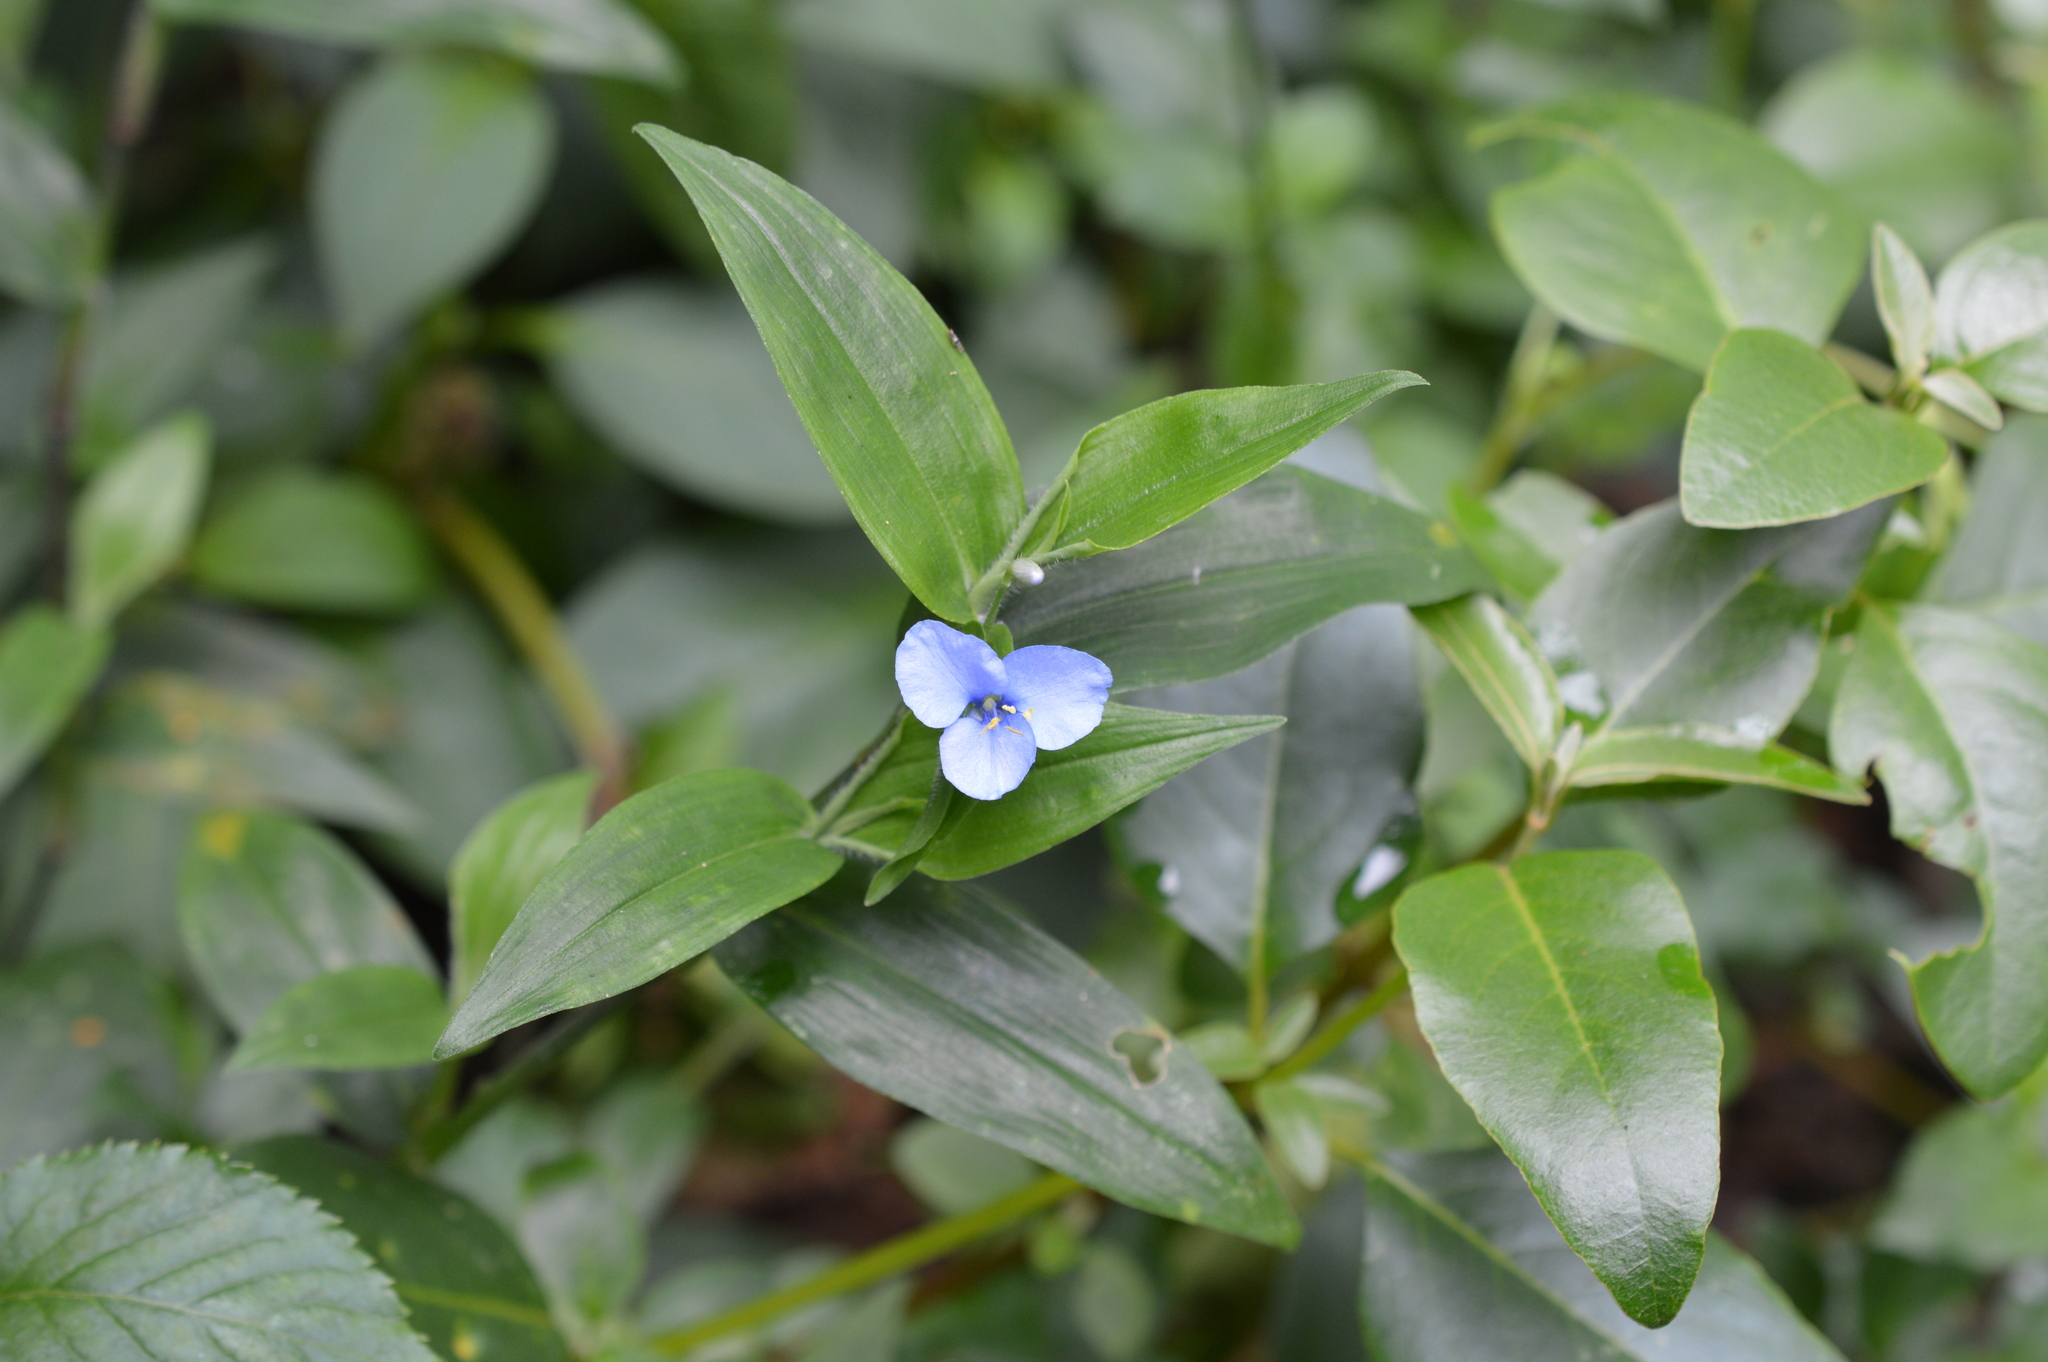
(1001, 645, 1111, 750)
(896, 620, 1006, 729)
(939, 712, 1038, 800)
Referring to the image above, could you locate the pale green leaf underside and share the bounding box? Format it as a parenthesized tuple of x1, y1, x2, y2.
(1413, 593, 1561, 772)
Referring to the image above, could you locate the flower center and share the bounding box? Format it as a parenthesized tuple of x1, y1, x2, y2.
(974, 693, 1031, 734)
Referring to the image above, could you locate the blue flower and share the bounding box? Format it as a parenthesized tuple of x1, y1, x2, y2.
(895, 620, 1113, 801)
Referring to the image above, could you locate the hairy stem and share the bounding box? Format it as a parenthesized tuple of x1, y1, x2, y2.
(651, 1172, 1080, 1355)
(1467, 304, 1560, 495)
(1265, 965, 1410, 1084)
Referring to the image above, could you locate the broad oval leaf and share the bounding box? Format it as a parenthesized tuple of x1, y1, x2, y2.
(714, 870, 1298, 1247)
(69, 412, 211, 630)
(313, 51, 555, 347)
(1830, 602, 2048, 1098)
(190, 468, 436, 615)
(1049, 371, 1425, 556)
(0, 100, 92, 306)
(177, 808, 436, 1033)
(536, 280, 848, 524)
(155, 0, 679, 83)
(238, 1134, 568, 1362)
(438, 767, 841, 1055)
(1679, 329, 1947, 529)
(1528, 498, 1884, 742)
(1363, 1152, 1844, 1361)
(635, 127, 1026, 623)
(1926, 415, 2048, 645)
(1002, 466, 1486, 691)
(1121, 605, 1422, 976)
(0, 605, 109, 800)
(1932, 219, 2048, 411)
(1566, 726, 1869, 803)
(450, 770, 596, 1005)
(1392, 851, 1721, 1327)
(228, 964, 447, 1072)
(1486, 95, 1862, 372)
(1412, 593, 1561, 773)
(0, 1142, 436, 1362)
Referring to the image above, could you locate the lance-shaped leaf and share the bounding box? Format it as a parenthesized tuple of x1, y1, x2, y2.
(438, 768, 841, 1055)
(0, 605, 108, 801)
(1413, 593, 1561, 773)
(239, 1135, 568, 1362)
(637, 127, 1025, 623)
(1873, 223, 1934, 379)
(1046, 371, 1425, 556)
(1003, 466, 1485, 691)
(449, 770, 596, 1004)
(1392, 851, 1722, 1327)
(1121, 605, 1422, 976)
(715, 871, 1298, 1247)
(1485, 95, 1862, 372)
(1680, 329, 1947, 529)
(69, 412, 211, 630)
(1566, 726, 1869, 803)
(1528, 499, 1884, 741)
(177, 808, 436, 1033)
(0, 1143, 437, 1362)
(1362, 1152, 1845, 1361)
(152, 0, 679, 83)
(228, 964, 447, 1072)
(0, 100, 93, 306)
(1932, 219, 2048, 411)
(1830, 603, 2048, 1097)
(1926, 415, 2048, 646)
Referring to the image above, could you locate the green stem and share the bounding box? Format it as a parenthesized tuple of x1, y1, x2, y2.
(1264, 965, 1409, 1083)
(417, 489, 629, 811)
(651, 1172, 1080, 1355)
(411, 993, 632, 1166)
(1467, 305, 1559, 495)
(1709, 0, 1757, 114)
(812, 707, 907, 832)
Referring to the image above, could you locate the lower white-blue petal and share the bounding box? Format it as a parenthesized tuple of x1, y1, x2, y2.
(939, 713, 1038, 800)
(1002, 644, 1112, 750)
(896, 620, 1007, 729)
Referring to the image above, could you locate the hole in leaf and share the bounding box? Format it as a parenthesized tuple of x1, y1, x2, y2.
(1112, 1029, 1168, 1086)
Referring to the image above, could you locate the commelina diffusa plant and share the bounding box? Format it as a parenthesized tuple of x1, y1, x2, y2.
(6, 1, 2048, 1360)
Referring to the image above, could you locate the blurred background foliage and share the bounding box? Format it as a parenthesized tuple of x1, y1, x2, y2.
(3, 0, 2046, 1358)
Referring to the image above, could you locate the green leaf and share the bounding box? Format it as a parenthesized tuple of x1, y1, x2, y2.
(228, 964, 446, 1072)
(915, 703, 1283, 880)
(1932, 220, 2048, 411)
(1926, 416, 2048, 646)
(190, 468, 436, 614)
(1413, 593, 1560, 773)
(153, 0, 679, 83)
(1002, 466, 1486, 691)
(535, 280, 848, 524)
(0, 605, 108, 800)
(634, 126, 1025, 623)
(177, 808, 437, 1033)
(1047, 372, 1425, 556)
(1528, 498, 1883, 741)
(313, 51, 554, 347)
(782, 0, 1067, 90)
(1830, 602, 2048, 1097)
(1392, 851, 1721, 1327)
(1362, 1152, 1845, 1361)
(437, 768, 840, 1056)
(1872, 223, 1933, 379)
(0, 1142, 437, 1361)
(1922, 366, 2002, 430)
(1120, 605, 1422, 976)
(1255, 1077, 1330, 1189)
(1870, 1061, 2048, 1271)
(68, 412, 211, 630)
(1177, 1021, 1265, 1081)
(715, 870, 1298, 1246)
(450, 771, 596, 1005)
(517, 1155, 643, 1341)
(237, 1134, 568, 1362)
(0, 99, 92, 306)
(1679, 329, 1947, 529)
(1566, 726, 1869, 803)
(1486, 95, 1862, 372)
(890, 1117, 1039, 1216)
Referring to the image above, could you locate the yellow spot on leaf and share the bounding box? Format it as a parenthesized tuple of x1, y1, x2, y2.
(69, 1015, 106, 1049)
(199, 812, 246, 859)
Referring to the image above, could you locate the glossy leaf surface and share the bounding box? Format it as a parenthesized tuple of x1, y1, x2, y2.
(68, 412, 210, 630)
(0, 1143, 436, 1361)
(228, 964, 446, 1072)
(1487, 95, 1862, 371)
(1393, 851, 1721, 1326)
(1932, 219, 2048, 410)
(1121, 605, 1421, 975)
(1363, 1152, 1843, 1361)
(638, 127, 1025, 622)
(0, 605, 108, 800)
(1567, 726, 1868, 802)
(449, 770, 596, 1005)
(189, 468, 435, 614)
(439, 768, 840, 1055)
(715, 871, 1298, 1246)
(1830, 603, 2048, 1097)
(1003, 466, 1485, 691)
(1413, 593, 1560, 772)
